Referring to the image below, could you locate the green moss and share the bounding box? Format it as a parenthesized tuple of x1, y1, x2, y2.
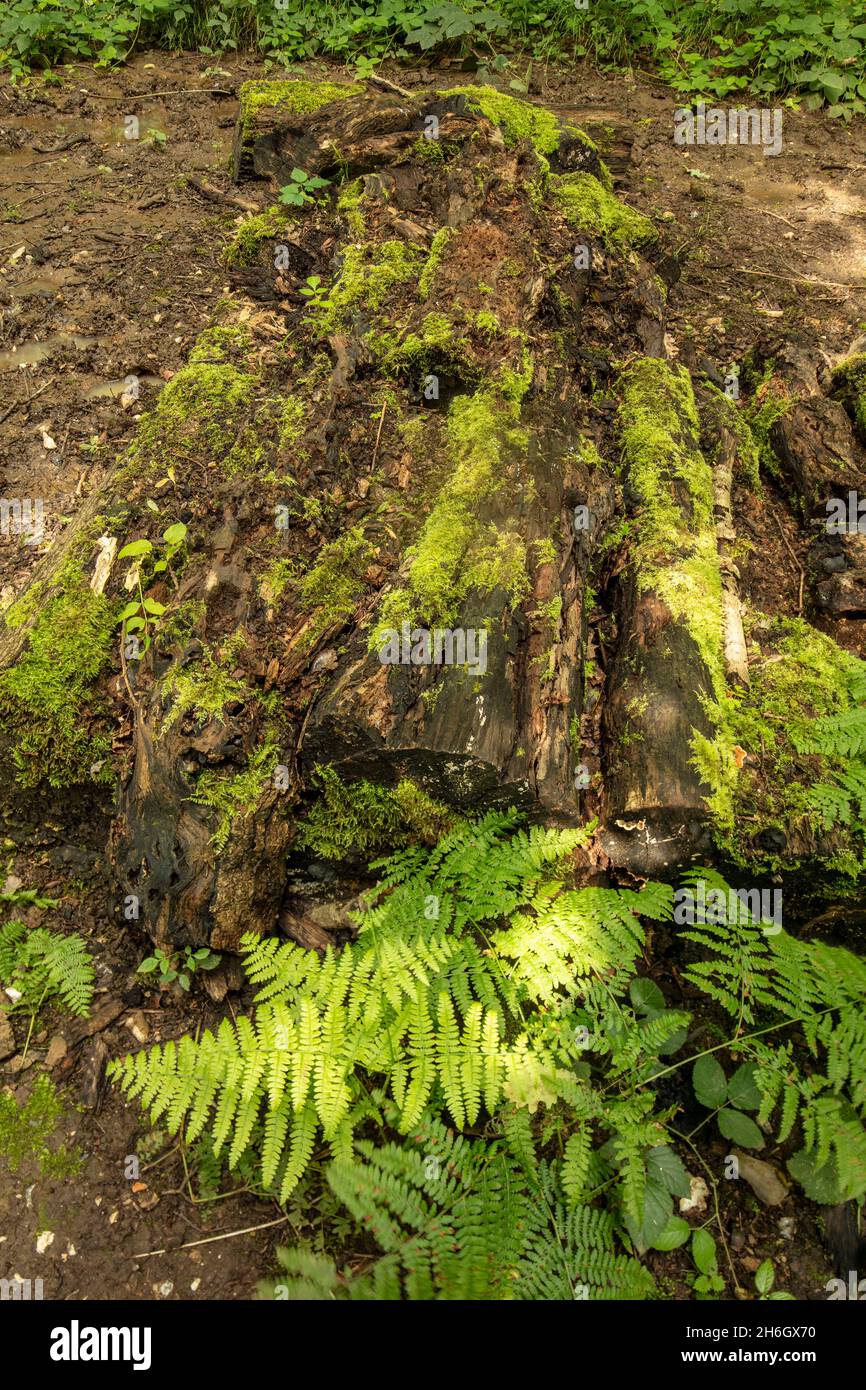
(741, 370, 795, 477)
(0, 1074, 81, 1178)
(419, 226, 455, 301)
(533, 537, 557, 566)
(190, 740, 280, 853)
(162, 643, 251, 733)
(473, 309, 500, 338)
(694, 615, 866, 873)
(297, 525, 372, 648)
(260, 557, 298, 606)
(3, 578, 45, 629)
(309, 239, 424, 336)
(439, 86, 560, 163)
(618, 358, 724, 699)
(0, 565, 116, 789)
(336, 177, 368, 237)
(372, 389, 530, 637)
(497, 340, 534, 403)
(238, 78, 363, 137)
(562, 122, 614, 190)
(700, 382, 761, 491)
(831, 353, 866, 441)
(369, 311, 475, 381)
(296, 765, 460, 860)
(222, 206, 292, 269)
(552, 172, 657, 253)
(130, 352, 256, 472)
(279, 396, 306, 450)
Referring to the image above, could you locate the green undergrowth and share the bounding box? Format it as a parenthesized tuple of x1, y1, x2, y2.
(693, 615, 866, 877)
(295, 765, 461, 860)
(109, 810, 866, 1299)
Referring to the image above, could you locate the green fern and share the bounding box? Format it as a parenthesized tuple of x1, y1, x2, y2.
(680, 879, 866, 1203)
(260, 1114, 655, 1301)
(109, 813, 679, 1208)
(0, 919, 94, 1019)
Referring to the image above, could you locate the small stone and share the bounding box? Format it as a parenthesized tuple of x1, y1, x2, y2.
(36, 1230, 55, 1254)
(125, 1011, 150, 1044)
(190, 1278, 201, 1292)
(733, 1151, 788, 1206)
(45, 1035, 68, 1068)
(158, 1281, 174, 1297)
(0, 1008, 15, 1060)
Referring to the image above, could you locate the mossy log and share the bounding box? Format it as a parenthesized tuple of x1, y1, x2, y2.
(600, 359, 723, 874)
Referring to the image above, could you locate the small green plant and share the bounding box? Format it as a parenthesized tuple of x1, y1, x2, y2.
(299, 274, 330, 313)
(142, 127, 167, 148)
(138, 944, 220, 992)
(754, 1258, 794, 1301)
(692, 1054, 764, 1149)
(690, 1228, 725, 1298)
(0, 917, 94, 1060)
(116, 521, 187, 655)
(279, 168, 330, 208)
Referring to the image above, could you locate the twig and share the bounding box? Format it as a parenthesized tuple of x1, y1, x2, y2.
(185, 176, 260, 214)
(130, 1214, 289, 1259)
(119, 628, 139, 711)
(371, 400, 387, 470)
(368, 73, 416, 101)
(772, 508, 805, 615)
(0, 378, 55, 425)
(88, 88, 234, 100)
(736, 266, 866, 293)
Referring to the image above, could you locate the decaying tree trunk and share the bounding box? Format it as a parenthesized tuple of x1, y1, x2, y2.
(9, 79, 859, 950)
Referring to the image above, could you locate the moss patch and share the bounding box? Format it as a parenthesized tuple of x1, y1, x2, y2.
(831, 353, 866, 442)
(189, 740, 280, 853)
(0, 1074, 81, 1178)
(296, 765, 461, 860)
(222, 206, 293, 269)
(693, 615, 866, 875)
(0, 564, 115, 789)
(162, 643, 252, 733)
(129, 351, 257, 474)
(438, 86, 560, 163)
(741, 369, 795, 477)
(553, 172, 656, 253)
(419, 226, 455, 301)
(372, 388, 530, 638)
(297, 525, 372, 648)
(618, 358, 724, 698)
(238, 78, 364, 137)
(308, 239, 424, 337)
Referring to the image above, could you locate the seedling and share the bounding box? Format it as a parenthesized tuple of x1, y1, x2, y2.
(279, 168, 330, 207)
(117, 521, 188, 655)
(138, 945, 220, 992)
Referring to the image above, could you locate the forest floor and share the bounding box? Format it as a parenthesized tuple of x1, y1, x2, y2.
(1, 50, 865, 1301)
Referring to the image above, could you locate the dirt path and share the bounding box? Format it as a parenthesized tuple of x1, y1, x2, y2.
(1, 51, 865, 1302)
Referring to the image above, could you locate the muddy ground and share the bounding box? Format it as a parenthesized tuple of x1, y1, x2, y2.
(1, 50, 865, 1301)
